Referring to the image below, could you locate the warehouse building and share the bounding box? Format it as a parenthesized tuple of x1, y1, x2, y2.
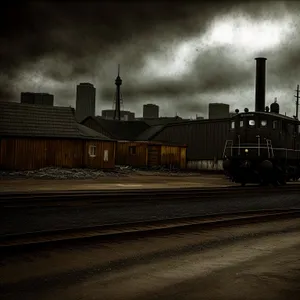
(0, 102, 116, 170)
(147, 118, 230, 171)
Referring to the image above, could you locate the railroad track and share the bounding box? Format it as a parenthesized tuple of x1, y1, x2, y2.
(1, 208, 300, 249)
(1, 184, 300, 207)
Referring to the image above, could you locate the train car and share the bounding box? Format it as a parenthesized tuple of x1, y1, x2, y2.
(223, 58, 300, 186)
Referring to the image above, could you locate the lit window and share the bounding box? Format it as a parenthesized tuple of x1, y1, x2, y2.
(240, 120, 243, 127)
(88, 145, 96, 157)
(129, 146, 136, 155)
(231, 121, 235, 129)
(249, 120, 255, 126)
(261, 120, 267, 127)
(272, 120, 278, 129)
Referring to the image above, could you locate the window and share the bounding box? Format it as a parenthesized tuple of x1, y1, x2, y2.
(129, 146, 137, 155)
(261, 120, 267, 127)
(104, 150, 109, 162)
(88, 145, 96, 157)
(298, 125, 300, 134)
(249, 119, 255, 126)
(240, 120, 244, 127)
(231, 121, 235, 129)
(272, 120, 278, 129)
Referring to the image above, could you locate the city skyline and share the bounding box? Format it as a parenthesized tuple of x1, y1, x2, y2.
(2, 2, 300, 118)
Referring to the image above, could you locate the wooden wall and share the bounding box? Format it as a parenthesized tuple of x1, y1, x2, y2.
(84, 140, 115, 169)
(116, 141, 187, 169)
(0, 137, 116, 171)
(161, 145, 186, 169)
(116, 142, 147, 167)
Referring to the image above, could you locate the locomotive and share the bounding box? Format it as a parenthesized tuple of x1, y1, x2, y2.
(223, 57, 300, 186)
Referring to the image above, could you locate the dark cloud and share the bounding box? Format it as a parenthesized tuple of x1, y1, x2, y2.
(101, 47, 253, 101)
(0, 1, 253, 97)
(1, 1, 300, 118)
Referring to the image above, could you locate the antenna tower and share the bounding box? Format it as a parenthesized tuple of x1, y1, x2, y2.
(113, 64, 124, 120)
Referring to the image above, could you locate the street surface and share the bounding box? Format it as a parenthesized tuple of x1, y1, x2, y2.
(1, 218, 300, 299)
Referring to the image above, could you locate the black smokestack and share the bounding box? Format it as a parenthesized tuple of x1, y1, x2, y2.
(255, 57, 267, 112)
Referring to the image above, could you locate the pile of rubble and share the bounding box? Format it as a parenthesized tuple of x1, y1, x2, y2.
(0, 165, 204, 180)
(0, 167, 129, 180)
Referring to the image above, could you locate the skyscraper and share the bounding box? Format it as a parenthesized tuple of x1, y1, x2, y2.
(208, 103, 230, 119)
(75, 83, 96, 122)
(143, 104, 159, 118)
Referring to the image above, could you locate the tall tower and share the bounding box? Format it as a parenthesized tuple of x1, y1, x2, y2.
(75, 83, 96, 122)
(113, 64, 122, 121)
(143, 104, 159, 118)
(255, 57, 267, 112)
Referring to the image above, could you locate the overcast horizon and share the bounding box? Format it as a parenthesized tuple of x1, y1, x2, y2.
(1, 1, 300, 118)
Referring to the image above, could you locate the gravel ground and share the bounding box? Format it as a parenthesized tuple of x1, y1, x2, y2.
(0, 166, 204, 180)
(1, 193, 300, 235)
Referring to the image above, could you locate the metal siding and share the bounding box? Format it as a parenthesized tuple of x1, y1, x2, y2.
(151, 120, 229, 160)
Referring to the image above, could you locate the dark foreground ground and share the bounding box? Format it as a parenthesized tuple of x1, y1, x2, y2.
(1, 218, 300, 300)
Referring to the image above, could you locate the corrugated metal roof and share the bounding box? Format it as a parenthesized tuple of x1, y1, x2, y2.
(82, 116, 150, 140)
(0, 101, 113, 141)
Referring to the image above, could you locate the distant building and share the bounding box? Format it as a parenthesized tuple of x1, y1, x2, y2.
(143, 104, 159, 118)
(21, 92, 54, 106)
(208, 103, 230, 119)
(101, 109, 135, 121)
(75, 83, 96, 122)
(196, 116, 204, 120)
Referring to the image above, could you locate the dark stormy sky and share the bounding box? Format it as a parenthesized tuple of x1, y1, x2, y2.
(1, 1, 300, 118)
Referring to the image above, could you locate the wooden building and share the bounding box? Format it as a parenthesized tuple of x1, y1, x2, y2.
(0, 102, 116, 171)
(81, 116, 187, 169)
(116, 141, 187, 169)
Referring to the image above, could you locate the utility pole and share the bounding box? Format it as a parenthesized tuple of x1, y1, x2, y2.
(294, 84, 300, 120)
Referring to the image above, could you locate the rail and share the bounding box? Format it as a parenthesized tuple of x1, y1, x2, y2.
(1, 208, 300, 249)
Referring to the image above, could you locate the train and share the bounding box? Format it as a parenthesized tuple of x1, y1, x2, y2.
(223, 58, 300, 186)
